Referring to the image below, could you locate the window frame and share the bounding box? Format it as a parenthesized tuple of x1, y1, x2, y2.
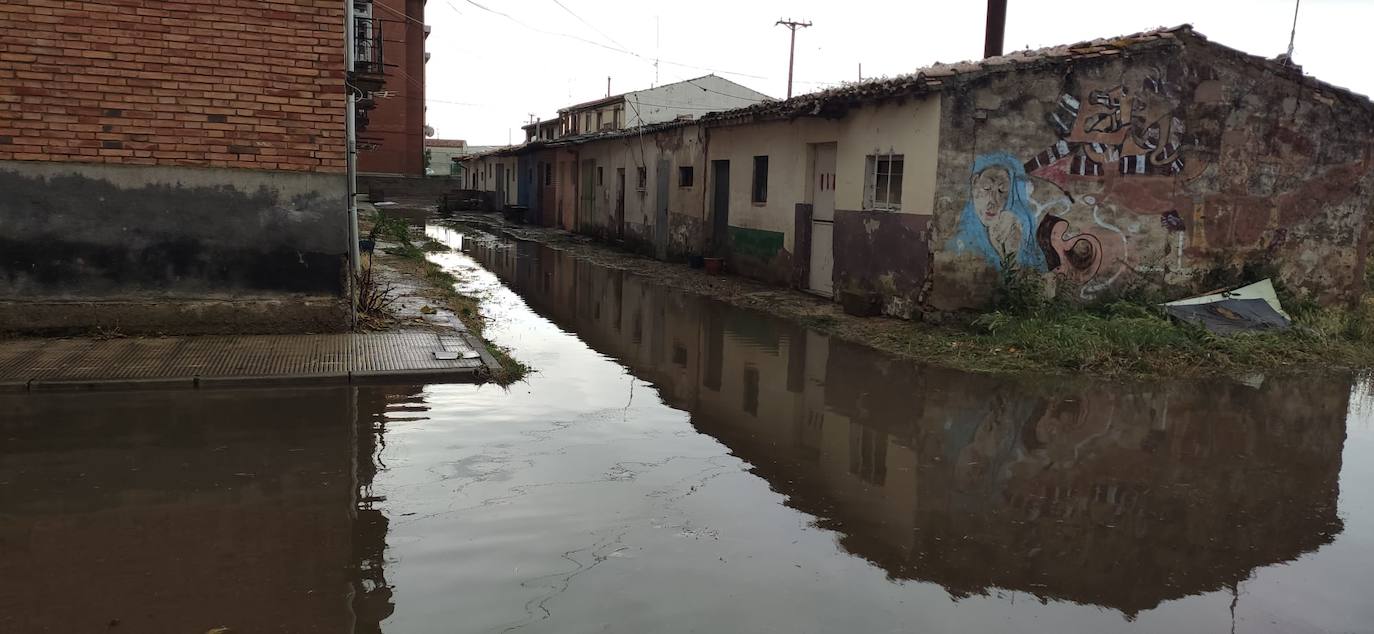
(864, 152, 904, 211)
(751, 155, 769, 204)
(678, 165, 694, 188)
(636, 166, 647, 191)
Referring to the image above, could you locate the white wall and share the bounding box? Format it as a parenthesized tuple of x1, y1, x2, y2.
(626, 75, 772, 127)
(704, 96, 941, 253)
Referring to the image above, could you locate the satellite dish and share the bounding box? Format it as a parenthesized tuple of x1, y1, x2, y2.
(424, 125, 435, 138)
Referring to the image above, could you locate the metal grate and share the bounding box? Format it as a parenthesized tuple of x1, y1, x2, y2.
(0, 331, 488, 390)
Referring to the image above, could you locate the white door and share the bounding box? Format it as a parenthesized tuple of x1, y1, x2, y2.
(808, 143, 837, 297)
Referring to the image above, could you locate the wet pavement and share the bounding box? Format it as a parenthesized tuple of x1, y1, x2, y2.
(2, 224, 1372, 633)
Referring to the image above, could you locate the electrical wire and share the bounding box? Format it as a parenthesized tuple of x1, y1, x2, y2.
(549, 0, 628, 51)
(682, 78, 768, 101)
(370, 1, 427, 27)
(458, 0, 767, 80)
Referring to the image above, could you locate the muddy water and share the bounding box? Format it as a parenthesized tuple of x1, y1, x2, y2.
(2, 227, 1372, 634)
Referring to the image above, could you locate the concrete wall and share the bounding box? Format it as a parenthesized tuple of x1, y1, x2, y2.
(705, 117, 838, 283)
(705, 97, 941, 300)
(573, 126, 708, 258)
(929, 36, 1374, 309)
(0, 161, 349, 334)
(461, 154, 518, 209)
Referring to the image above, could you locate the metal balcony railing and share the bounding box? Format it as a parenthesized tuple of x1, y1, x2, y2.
(353, 16, 384, 76)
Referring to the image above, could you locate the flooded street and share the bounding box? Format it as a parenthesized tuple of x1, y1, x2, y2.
(4, 225, 1374, 634)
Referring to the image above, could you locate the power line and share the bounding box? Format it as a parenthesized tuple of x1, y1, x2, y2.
(458, 0, 768, 81)
(683, 78, 767, 102)
(370, 1, 426, 27)
(549, 0, 627, 51)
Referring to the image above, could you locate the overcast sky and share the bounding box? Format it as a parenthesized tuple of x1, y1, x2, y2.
(419, 0, 1371, 145)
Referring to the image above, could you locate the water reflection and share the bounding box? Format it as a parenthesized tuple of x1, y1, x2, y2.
(0, 386, 414, 633)
(458, 231, 1346, 618)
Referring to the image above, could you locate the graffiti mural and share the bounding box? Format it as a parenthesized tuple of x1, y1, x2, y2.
(950, 71, 1212, 297)
(946, 153, 1048, 271)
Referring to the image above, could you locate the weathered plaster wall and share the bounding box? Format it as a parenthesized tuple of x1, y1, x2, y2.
(930, 37, 1374, 309)
(705, 117, 839, 283)
(706, 98, 941, 300)
(0, 160, 348, 333)
(569, 126, 707, 260)
(828, 98, 941, 317)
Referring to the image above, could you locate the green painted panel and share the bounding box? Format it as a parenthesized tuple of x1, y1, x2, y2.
(728, 226, 784, 259)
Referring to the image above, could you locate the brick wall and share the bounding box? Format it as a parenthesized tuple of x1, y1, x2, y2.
(0, 0, 346, 173)
(357, 0, 424, 175)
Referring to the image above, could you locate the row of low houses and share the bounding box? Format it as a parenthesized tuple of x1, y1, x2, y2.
(461, 26, 1374, 316)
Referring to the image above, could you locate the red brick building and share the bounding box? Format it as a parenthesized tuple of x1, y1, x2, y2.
(357, 0, 427, 176)
(0, 0, 353, 333)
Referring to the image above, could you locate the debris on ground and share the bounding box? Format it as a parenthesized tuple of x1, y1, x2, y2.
(1162, 279, 1292, 335)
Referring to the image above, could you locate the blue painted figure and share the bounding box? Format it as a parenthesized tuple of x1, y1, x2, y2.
(947, 153, 1047, 272)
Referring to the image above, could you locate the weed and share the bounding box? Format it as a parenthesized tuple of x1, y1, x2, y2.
(354, 263, 396, 319)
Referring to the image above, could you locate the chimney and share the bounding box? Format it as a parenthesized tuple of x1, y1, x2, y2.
(984, 0, 1006, 58)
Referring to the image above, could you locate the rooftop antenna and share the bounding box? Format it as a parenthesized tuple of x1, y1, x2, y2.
(654, 16, 660, 86)
(775, 18, 812, 99)
(607, 76, 611, 98)
(1284, 0, 1301, 61)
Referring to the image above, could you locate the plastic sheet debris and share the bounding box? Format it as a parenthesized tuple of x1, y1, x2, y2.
(1162, 280, 1291, 335)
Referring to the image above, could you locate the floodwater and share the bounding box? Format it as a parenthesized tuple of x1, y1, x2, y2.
(2, 226, 1372, 634)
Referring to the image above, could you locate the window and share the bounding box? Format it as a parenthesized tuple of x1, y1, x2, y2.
(598, 166, 604, 186)
(751, 155, 769, 204)
(596, 111, 603, 129)
(678, 165, 694, 187)
(864, 153, 904, 210)
(636, 166, 647, 190)
(544, 163, 552, 186)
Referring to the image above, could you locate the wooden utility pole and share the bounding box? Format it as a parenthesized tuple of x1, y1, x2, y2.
(775, 18, 811, 99)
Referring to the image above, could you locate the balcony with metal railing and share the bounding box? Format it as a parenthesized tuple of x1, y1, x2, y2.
(350, 15, 386, 92)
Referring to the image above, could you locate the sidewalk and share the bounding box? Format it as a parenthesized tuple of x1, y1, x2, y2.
(0, 330, 496, 392)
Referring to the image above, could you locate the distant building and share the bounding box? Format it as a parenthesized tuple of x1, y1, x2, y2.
(522, 75, 773, 142)
(426, 139, 467, 175)
(357, 0, 429, 176)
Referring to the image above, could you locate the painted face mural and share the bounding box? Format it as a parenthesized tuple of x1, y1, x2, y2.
(947, 153, 1047, 272)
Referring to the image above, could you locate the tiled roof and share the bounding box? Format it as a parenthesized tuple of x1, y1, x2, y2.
(701, 24, 1371, 123)
(464, 25, 1372, 160)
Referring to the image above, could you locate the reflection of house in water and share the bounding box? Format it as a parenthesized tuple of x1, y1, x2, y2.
(0, 386, 413, 633)
(464, 234, 1347, 618)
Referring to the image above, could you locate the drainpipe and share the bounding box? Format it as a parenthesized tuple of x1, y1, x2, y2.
(984, 0, 1007, 58)
(344, 0, 361, 329)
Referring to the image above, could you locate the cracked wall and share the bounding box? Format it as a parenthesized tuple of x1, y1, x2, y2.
(930, 35, 1374, 309)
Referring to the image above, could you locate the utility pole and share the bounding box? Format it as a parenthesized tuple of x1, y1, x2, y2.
(775, 18, 811, 99)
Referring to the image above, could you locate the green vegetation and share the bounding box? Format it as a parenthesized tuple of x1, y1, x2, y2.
(363, 210, 530, 385)
(813, 259, 1374, 379)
